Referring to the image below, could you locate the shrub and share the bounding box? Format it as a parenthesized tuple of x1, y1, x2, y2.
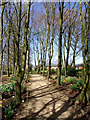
(61, 76, 66, 83)
(70, 84, 78, 91)
(70, 79, 84, 91)
(66, 76, 77, 84)
(40, 70, 48, 74)
(67, 66, 77, 76)
(1, 83, 15, 94)
(1, 81, 26, 94)
(76, 69, 83, 77)
(30, 70, 37, 74)
(51, 69, 57, 74)
(66, 76, 73, 83)
(76, 79, 84, 88)
(61, 66, 77, 76)
(54, 76, 57, 79)
(8, 76, 16, 82)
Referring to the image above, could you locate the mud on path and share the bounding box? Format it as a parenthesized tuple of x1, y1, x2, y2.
(12, 74, 86, 120)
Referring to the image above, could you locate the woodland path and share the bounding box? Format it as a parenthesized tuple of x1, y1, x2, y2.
(12, 74, 82, 120)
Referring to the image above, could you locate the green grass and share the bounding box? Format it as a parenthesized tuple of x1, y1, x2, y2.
(30, 70, 38, 74)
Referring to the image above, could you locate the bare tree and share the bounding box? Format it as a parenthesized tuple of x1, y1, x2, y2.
(57, 1, 64, 85)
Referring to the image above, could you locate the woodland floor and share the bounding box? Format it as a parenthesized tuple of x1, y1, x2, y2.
(10, 74, 90, 120)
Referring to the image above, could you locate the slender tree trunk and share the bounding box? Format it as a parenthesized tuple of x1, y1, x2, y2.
(28, 33, 30, 73)
(37, 35, 40, 74)
(57, 2, 64, 85)
(0, 4, 5, 119)
(63, 34, 66, 68)
(40, 38, 42, 74)
(22, 1, 31, 77)
(15, 1, 22, 104)
(13, 42, 16, 75)
(0, 2, 4, 81)
(46, 5, 50, 78)
(42, 61, 45, 76)
(65, 3, 71, 76)
(48, 4, 55, 79)
(7, 3, 11, 77)
(42, 39, 45, 76)
(42, 23, 47, 75)
(10, 53, 12, 74)
(48, 57, 51, 78)
(33, 37, 36, 70)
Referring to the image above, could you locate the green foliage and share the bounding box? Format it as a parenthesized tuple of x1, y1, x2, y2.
(76, 79, 84, 88)
(1, 81, 26, 94)
(1, 82, 15, 94)
(60, 76, 66, 83)
(56, 76, 66, 85)
(51, 69, 57, 74)
(70, 84, 78, 91)
(54, 76, 57, 79)
(61, 68, 65, 75)
(56, 75, 84, 91)
(76, 69, 83, 77)
(66, 76, 77, 84)
(44, 70, 48, 73)
(8, 76, 16, 82)
(4, 98, 16, 119)
(61, 66, 77, 76)
(30, 70, 37, 74)
(70, 79, 85, 91)
(40, 70, 48, 76)
(67, 66, 77, 76)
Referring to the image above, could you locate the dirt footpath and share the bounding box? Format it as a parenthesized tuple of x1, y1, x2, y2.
(12, 74, 85, 120)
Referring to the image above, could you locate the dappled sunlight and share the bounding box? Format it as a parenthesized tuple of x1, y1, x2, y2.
(12, 74, 87, 120)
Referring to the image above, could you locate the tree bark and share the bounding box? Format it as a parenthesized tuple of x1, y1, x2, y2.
(58, 2, 64, 85)
(80, 1, 90, 104)
(7, 3, 11, 77)
(65, 3, 71, 76)
(15, 1, 22, 104)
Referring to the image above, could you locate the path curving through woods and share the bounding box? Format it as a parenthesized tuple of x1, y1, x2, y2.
(12, 74, 80, 120)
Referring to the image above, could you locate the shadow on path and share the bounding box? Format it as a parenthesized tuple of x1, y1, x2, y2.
(20, 80, 73, 120)
(13, 74, 87, 120)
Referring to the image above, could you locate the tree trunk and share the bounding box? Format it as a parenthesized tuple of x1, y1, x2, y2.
(57, 2, 64, 85)
(42, 61, 45, 76)
(80, 2, 86, 81)
(80, 1, 90, 104)
(7, 3, 11, 77)
(13, 42, 16, 75)
(0, 2, 4, 81)
(48, 57, 51, 79)
(15, 1, 31, 104)
(15, 1, 22, 104)
(65, 3, 71, 76)
(48, 4, 55, 79)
